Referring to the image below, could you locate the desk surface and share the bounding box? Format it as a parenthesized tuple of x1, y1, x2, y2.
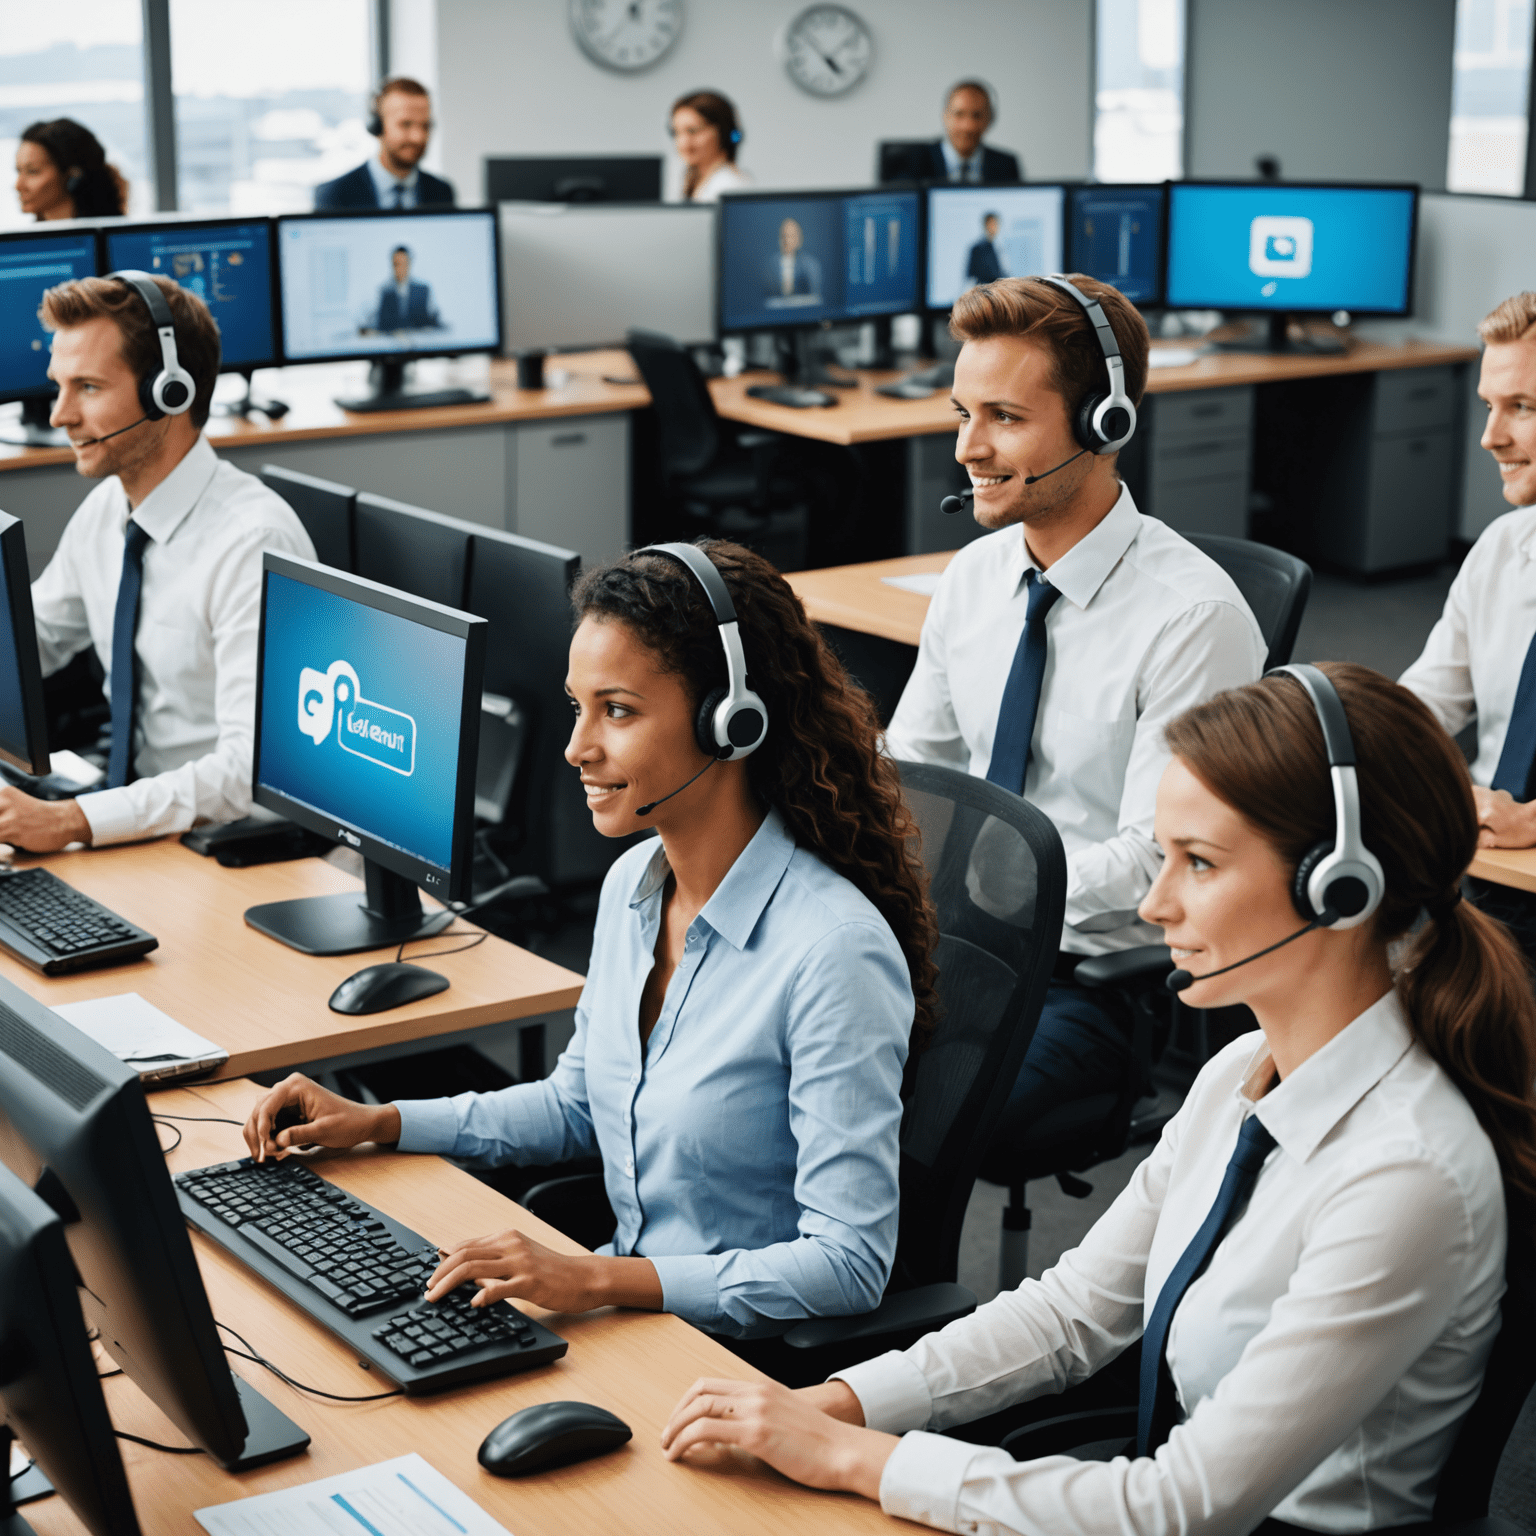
(787, 551, 954, 647)
(0, 841, 584, 1078)
(24, 1078, 887, 1536)
(1468, 847, 1536, 894)
(0, 351, 649, 472)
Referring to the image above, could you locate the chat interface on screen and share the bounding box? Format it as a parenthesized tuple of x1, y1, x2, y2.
(925, 186, 1065, 310)
(278, 212, 500, 361)
(0, 559, 29, 763)
(107, 223, 275, 369)
(1068, 187, 1163, 305)
(0, 234, 97, 399)
(1166, 184, 1416, 313)
(258, 572, 468, 881)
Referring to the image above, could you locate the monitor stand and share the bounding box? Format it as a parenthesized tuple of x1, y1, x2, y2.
(334, 359, 490, 414)
(0, 398, 70, 448)
(1212, 313, 1348, 355)
(244, 857, 454, 956)
(774, 331, 858, 389)
(214, 367, 289, 421)
(220, 1373, 310, 1470)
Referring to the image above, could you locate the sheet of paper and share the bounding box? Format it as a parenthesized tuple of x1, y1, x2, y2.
(51, 993, 225, 1065)
(1147, 346, 1207, 369)
(48, 748, 104, 787)
(880, 571, 943, 597)
(194, 1454, 512, 1536)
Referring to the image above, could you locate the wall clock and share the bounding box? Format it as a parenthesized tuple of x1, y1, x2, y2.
(782, 4, 874, 97)
(568, 0, 685, 73)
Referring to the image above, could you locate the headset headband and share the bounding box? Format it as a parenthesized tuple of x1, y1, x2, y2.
(107, 270, 195, 418)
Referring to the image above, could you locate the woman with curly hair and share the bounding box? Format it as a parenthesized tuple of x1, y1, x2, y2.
(16, 119, 128, 220)
(243, 539, 938, 1359)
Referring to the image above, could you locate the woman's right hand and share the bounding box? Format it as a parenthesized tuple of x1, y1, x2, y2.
(242, 1073, 401, 1163)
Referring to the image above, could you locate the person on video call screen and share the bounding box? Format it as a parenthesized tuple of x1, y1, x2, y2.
(363, 244, 443, 334)
(763, 217, 823, 306)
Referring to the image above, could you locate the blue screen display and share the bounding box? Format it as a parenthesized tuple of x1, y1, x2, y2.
(0, 233, 97, 401)
(257, 572, 468, 880)
(107, 222, 276, 369)
(925, 185, 1065, 310)
(1165, 184, 1416, 314)
(719, 191, 919, 331)
(1068, 186, 1163, 305)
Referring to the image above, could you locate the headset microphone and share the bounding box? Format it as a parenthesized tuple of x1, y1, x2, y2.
(940, 488, 974, 515)
(635, 756, 719, 818)
(73, 415, 151, 447)
(1025, 447, 1088, 485)
(1165, 912, 1334, 994)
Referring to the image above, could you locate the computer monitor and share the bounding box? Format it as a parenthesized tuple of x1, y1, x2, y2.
(274, 208, 503, 411)
(499, 202, 715, 352)
(716, 187, 921, 335)
(0, 978, 310, 1471)
(247, 552, 486, 954)
(104, 218, 279, 375)
(259, 465, 356, 574)
(1165, 181, 1419, 347)
(1067, 183, 1166, 307)
(924, 184, 1066, 311)
(354, 492, 471, 611)
(0, 511, 51, 777)
(0, 225, 100, 446)
(484, 155, 663, 204)
(0, 1161, 139, 1535)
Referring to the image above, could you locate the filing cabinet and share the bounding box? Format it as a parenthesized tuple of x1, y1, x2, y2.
(1138, 385, 1255, 539)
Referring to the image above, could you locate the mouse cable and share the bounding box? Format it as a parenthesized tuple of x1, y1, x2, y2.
(114, 1431, 204, 1455)
(215, 1321, 402, 1403)
(394, 927, 490, 965)
(151, 1118, 182, 1153)
(151, 1111, 247, 1156)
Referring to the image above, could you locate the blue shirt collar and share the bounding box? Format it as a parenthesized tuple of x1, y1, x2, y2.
(366, 155, 418, 203)
(940, 138, 982, 180)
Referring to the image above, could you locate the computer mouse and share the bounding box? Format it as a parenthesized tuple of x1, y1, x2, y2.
(478, 1400, 632, 1478)
(327, 962, 449, 1016)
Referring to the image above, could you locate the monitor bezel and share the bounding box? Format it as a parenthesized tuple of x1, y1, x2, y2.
(1163, 178, 1421, 318)
(714, 183, 924, 337)
(483, 153, 664, 205)
(921, 180, 1072, 315)
(1065, 181, 1169, 310)
(0, 224, 103, 406)
(0, 511, 52, 776)
(251, 551, 486, 903)
(272, 205, 506, 369)
(102, 213, 282, 374)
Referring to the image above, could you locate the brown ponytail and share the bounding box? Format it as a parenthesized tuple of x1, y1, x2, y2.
(1164, 662, 1536, 1231)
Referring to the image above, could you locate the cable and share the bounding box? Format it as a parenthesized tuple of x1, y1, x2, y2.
(149, 1113, 245, 1126)
(215, 1322, 402, 1403)
(114, 1431, 203, 1455)
(9, 1457, 34, 1482)
(393, 926, 490, 964)
(152, 1119, 182, 1153)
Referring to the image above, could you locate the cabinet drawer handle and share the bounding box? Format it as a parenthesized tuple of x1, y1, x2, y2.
(550, 432, 587, 447)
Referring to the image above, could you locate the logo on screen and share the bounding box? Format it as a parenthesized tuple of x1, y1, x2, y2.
(1249, 216, 1313, 279)
(297, 660, 417, 777)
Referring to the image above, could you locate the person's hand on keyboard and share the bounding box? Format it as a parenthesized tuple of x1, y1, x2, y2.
(0, 788, 91, 852)
(425, 1226, 663, 1316)
(243, 1072, 402, 1162)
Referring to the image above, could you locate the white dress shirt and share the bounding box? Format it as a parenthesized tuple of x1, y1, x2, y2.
(366, 155, 419, 208)
(940, 139, 984, 183)
(1399, 504, 1536, 787)
(31, 434, 315, 844)
(835, 992, 1506, 1534)
(884, 489, 1266, 953)
(685, 162, 753, 203)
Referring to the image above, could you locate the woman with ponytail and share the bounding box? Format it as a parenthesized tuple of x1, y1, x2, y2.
(662, 661, 1534, 1533)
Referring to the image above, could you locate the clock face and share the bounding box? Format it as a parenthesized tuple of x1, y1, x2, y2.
(568, 0, 685, 73)
(783, 4, 873, 97)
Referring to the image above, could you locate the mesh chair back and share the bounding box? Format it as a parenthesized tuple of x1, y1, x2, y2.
(893, 761, 1067, 1289)
(1185, 533, 1312, 670)
(626, 328, 722, 480)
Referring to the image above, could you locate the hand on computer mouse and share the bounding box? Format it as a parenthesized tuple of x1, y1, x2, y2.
(242, 1072, 402, 1163)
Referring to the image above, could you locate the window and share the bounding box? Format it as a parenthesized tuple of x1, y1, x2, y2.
(1094, 0, 1185, 183)
(1447, 0, 1534, 195)
(0, 1, 147, 227)
(170, 0, 372, 215)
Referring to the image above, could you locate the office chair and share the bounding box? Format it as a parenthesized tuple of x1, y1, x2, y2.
(625, 328, 861, 571)
(521, 761, 1068, 1383)
(982, 535, 1314, 1290)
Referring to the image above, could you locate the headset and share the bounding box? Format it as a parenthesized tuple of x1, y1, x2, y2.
(1041, 274, 1138, 455)
(368, 79, 432, 137)
(107, 271, 195, 420)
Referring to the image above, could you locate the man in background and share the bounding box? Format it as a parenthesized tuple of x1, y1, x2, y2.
(315, 77, 455, 210)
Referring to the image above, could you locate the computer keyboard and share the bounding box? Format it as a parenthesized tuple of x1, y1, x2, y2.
(744, 384, 837, 409)
(175, 1157, 568, 1394)
(0, 866, 158, 975)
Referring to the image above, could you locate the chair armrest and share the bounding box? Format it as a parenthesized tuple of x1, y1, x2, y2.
(517, 1173, 616, 1252)
(999, 1406, 1137, 1461)
(1072, 945, 1172, 989)
(782, 1283, 975, 1350)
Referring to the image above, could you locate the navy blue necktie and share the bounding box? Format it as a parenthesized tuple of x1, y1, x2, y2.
(107, 519, 150, 789)
(1492, 629, 1536, 799)
(986, 571, 1062, 795)
(1136, 1114, 1277, 1457)
(391, 182, 406, 208)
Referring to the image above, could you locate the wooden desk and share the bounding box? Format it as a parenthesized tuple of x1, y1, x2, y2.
(1467, 847, 1536, 894)
(0, 841, 584, 1079)
(787, 552, 953, 648)
(23, 1079, 887, 1536)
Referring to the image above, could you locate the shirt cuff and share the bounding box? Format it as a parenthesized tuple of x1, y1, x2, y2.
(831, 1350, 933, 1433)
(393, 1098, 461, 1154)
(878, 1430, 985, 1533)
(76, 787, 146, 846)
(648, 1253, 721, 1328)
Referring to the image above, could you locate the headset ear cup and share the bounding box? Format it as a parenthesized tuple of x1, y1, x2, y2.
(1292, 842, 1331, 922)
(1074, 394, 1104, 454)
(137, 372, 165, 423)
(695, 687, 728, 758)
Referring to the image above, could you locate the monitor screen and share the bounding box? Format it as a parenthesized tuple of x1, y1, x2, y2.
(717, 189, 919, 333)
(1165, 183, 1418, 315)
(925, 185, 1065, 310)
(0, 512, 49, 776)
(276, 209, 501, 363)
(255, 561, 477, 892)
(0, 230, 98, 403)
(1067, 184, 1164, 306)
(105, 219, 277, 370)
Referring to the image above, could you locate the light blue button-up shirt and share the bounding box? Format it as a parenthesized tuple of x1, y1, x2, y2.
(395, 808, 912, 1337)
(366, 156, 419, 208)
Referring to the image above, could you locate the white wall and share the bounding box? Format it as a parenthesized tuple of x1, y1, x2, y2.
(421, 0, 1092, 202)
(1185, 0, 1456, 190)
